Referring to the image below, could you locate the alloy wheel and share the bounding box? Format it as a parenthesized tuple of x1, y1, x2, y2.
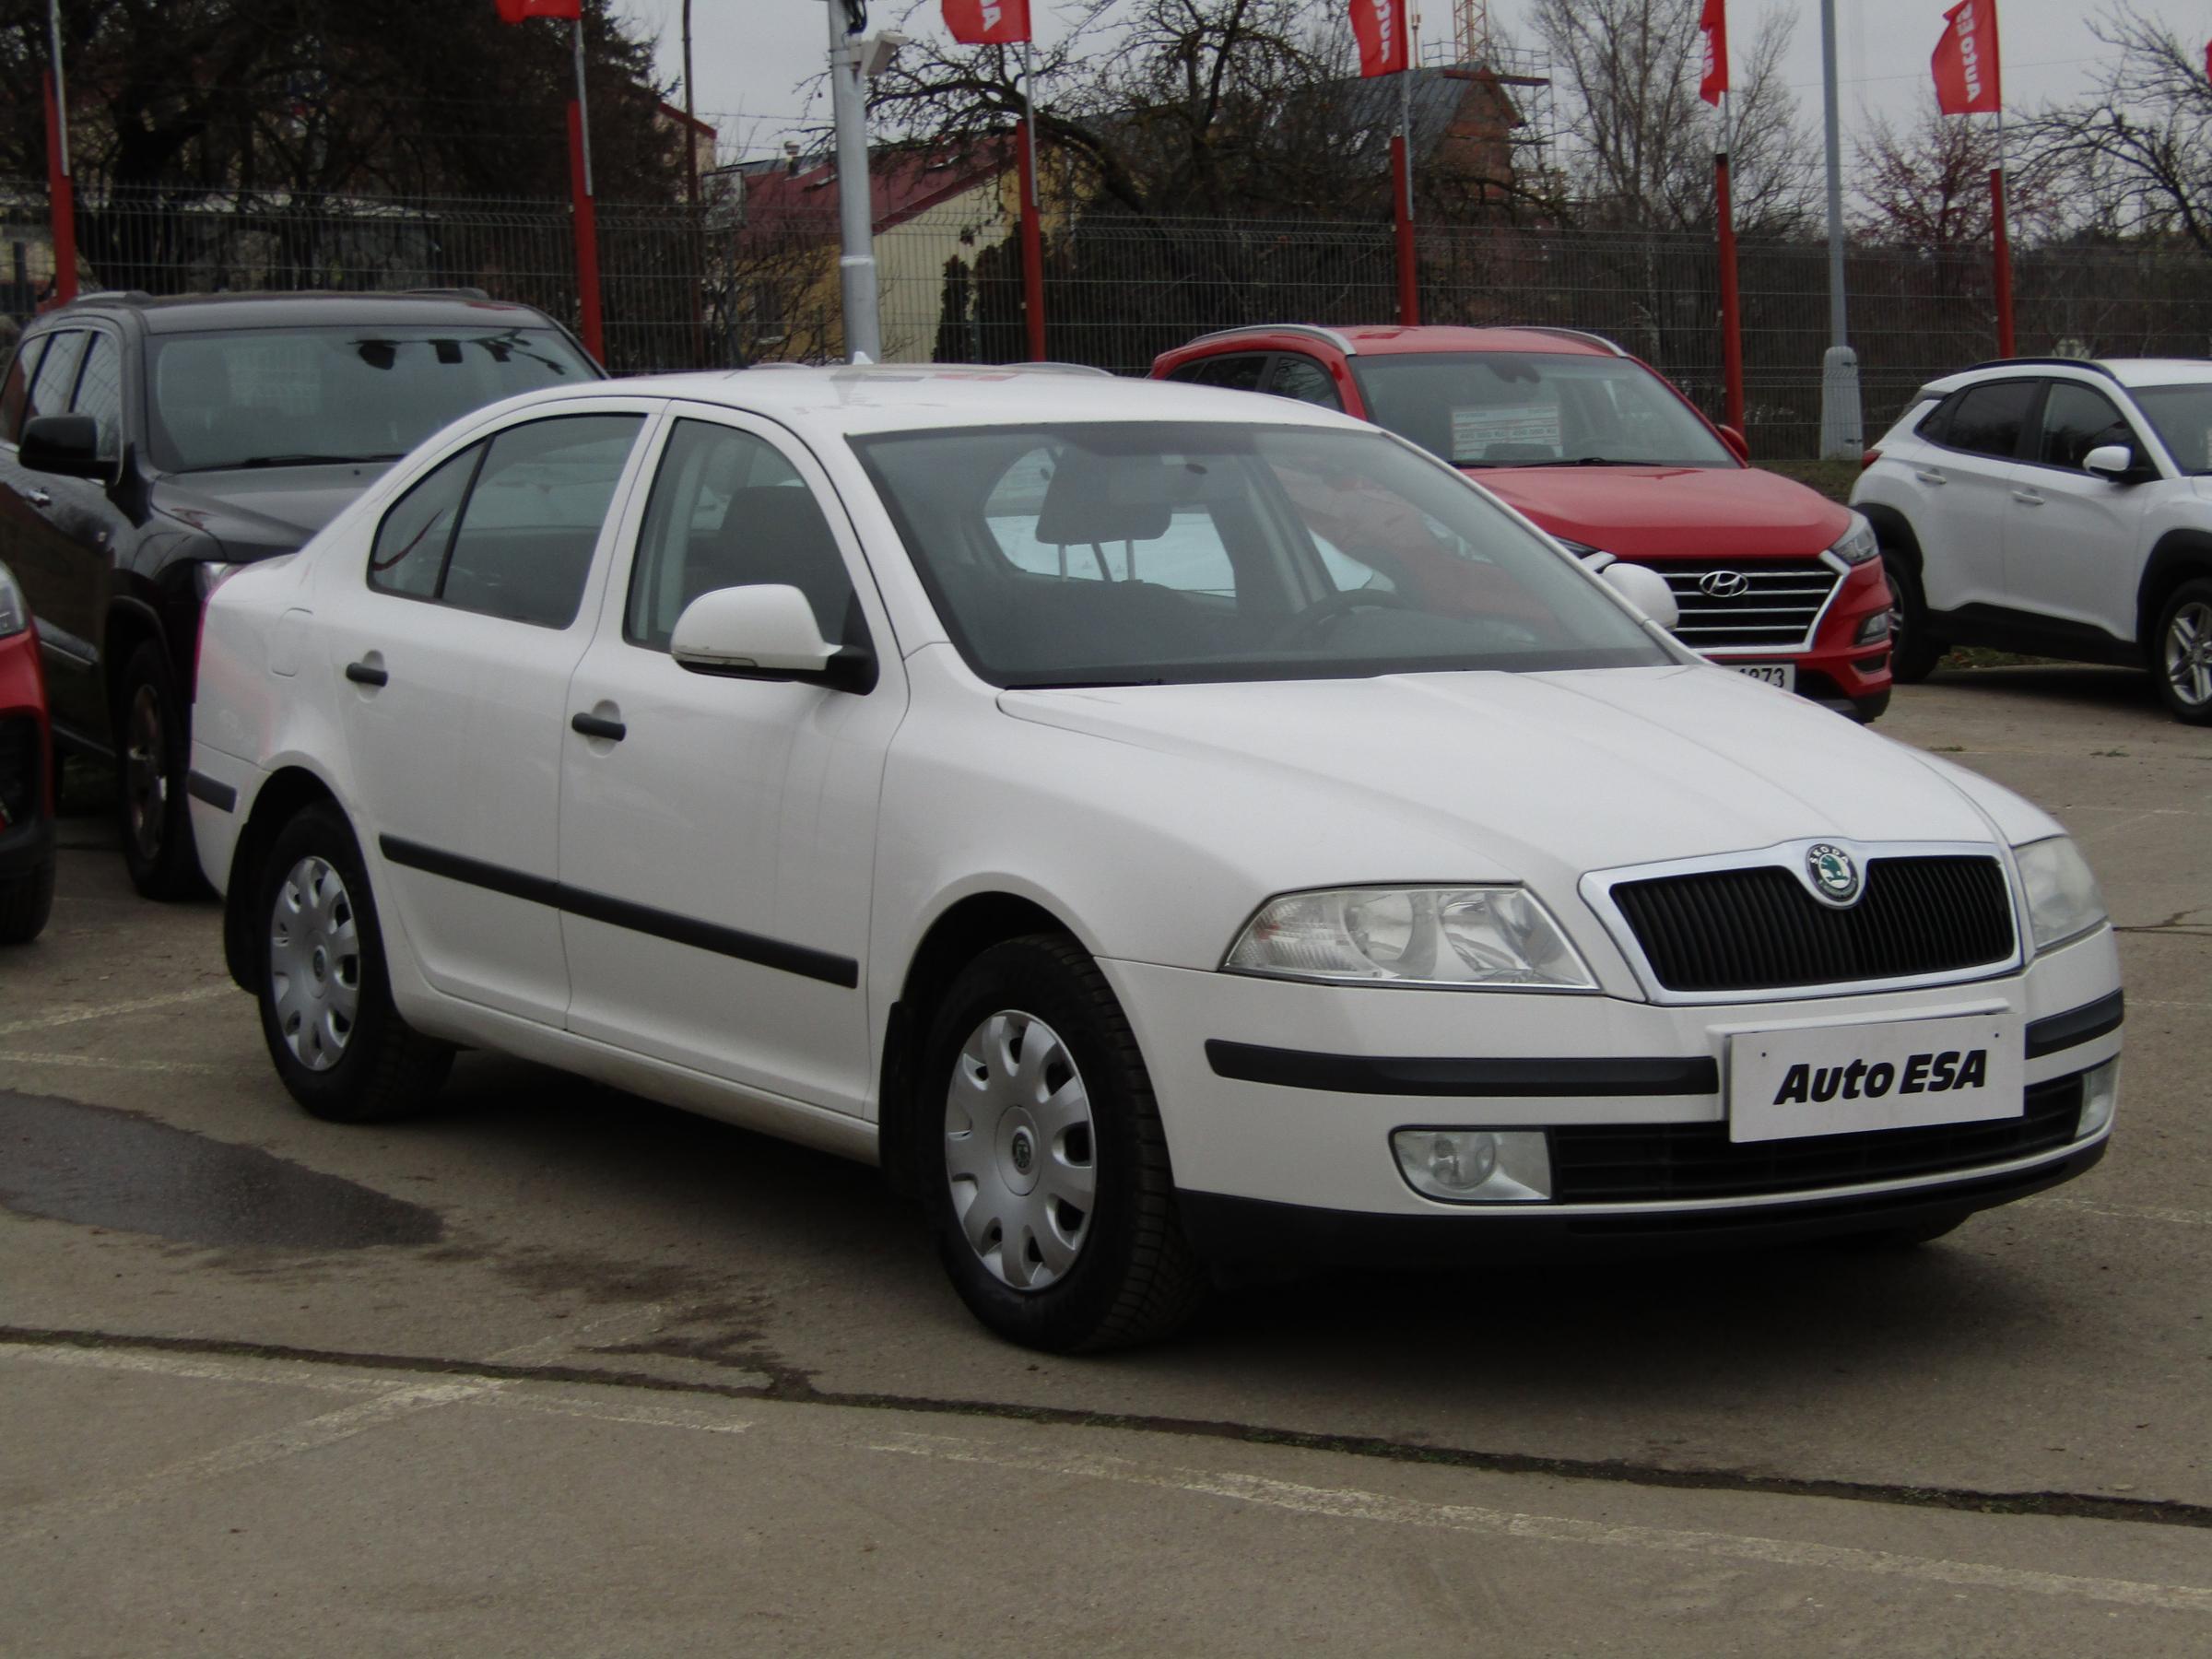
(269, 855, 362, 1072)
(2165, 600, 2212, 711)
(944, 1010, 1097, 1291)
(124, 682, 168, 862)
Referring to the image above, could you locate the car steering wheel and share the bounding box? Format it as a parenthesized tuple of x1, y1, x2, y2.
(1271, 586, 1420, 647)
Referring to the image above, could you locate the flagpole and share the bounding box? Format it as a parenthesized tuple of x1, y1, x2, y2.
(1990, 102, 2015, 358)
(43, 0, 76, 306)
(1392, 5, 1418, 325)
(1019, 41, 1046, 361)
(567, 14, 605, 360)
(1715, 88, 1745, 439)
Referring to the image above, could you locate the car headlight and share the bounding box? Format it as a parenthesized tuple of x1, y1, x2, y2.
(2013, 835, 2108, 953)
(0, 561, 28, 639)
(1224, 887, 1597, 989)
(1828, 511, 1880, 566)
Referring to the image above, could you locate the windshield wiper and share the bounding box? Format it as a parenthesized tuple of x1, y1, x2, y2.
(192, 452, 407, 471)
(1517, 455, 1638, 467)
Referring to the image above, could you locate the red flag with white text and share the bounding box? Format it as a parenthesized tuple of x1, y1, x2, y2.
(1931, 0, 2002, 115)
(1698, 0, 1729, 105)
(1350, 0, 1407, 78)
(942, 0, 1030, 46)
(496, 0, 580, 21)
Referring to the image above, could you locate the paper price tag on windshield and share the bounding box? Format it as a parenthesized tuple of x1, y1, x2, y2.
(1452, 405, 1560, 463)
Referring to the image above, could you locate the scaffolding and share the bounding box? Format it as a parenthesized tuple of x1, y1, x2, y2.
(1421, 2, 1556, 172)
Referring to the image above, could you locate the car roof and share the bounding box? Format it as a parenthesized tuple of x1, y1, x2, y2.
(579, 364, 1377, 437)
(1922, 358, 2212, 396)
(42, 290, 560, 335)
(1172, 324, 1628, 359)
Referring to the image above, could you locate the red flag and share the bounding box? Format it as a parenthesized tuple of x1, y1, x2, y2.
(1350, 0, 1408, 78)
(495, 0, 580, 21)
(1698, 0, 1729, 105)
(1931, 0, 2002, 115)
(942, 0, 1030, 45)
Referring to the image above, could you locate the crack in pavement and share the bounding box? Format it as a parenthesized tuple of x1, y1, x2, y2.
(4, 1323, 2206, 1534)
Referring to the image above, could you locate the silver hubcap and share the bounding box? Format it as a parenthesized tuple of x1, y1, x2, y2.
(124, 683, 166, 860)
(1885, 571, 1908, 658)
(2165, 602, 2212, 710)
(269, 855, 361, 1071)
(944, 1011, 1096, 1291)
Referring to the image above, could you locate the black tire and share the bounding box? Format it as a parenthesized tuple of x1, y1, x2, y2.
(252, 800, 452, 1123)
(2151, 578, 2212, 726)
(114, 639, 203, 899)
(1881, 554, 1944, 684)
(919, 933, 1206, 1353)
(0, 847, 54, 945)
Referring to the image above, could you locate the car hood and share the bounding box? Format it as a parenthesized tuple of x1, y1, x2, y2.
(151, 462, 395, 561)
(998, 665, 2006, 899)
(1470, 465, 1851, 559)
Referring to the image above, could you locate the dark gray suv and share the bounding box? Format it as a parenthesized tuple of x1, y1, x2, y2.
(0, 290, 604, 895)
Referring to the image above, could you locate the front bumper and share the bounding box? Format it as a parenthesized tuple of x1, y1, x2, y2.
(1100, 928, 2121, 1259)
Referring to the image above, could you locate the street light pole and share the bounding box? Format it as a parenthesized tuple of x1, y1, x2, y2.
(827, 0, 881, 362)
(1816, 0, 1861, 460)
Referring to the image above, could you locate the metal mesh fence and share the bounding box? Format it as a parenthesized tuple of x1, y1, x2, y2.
(5, 179, 2206, 457)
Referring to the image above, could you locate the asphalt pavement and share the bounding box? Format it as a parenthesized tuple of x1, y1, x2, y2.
(2, 663, 2206, 1655)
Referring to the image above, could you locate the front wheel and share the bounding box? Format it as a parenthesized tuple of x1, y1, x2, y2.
(921, 935, 1206, 1352)
(253, 801, 452, 1122)
(0, 847, 54, 944)
(115, 640, 203, 899)
(1881, 555, 1944, 684)
(2153, 579, 2212, 725)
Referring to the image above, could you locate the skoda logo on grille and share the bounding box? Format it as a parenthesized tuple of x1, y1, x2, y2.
(1805, 843, 1862, 906)
(1699, 570, 1751, 599)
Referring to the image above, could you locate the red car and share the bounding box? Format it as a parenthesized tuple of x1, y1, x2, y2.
(0, 558, 55, 942)
(1152, 324, 1894, 721)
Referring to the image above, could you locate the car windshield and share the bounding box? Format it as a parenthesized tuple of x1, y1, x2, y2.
(1349, 351, 1736, 469)
(851, 421, 1671, 689)
(145, 326, 595, 474)
(2130, 383, 2212, 477)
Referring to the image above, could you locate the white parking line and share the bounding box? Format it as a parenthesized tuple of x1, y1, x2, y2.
(0, 984, 231, 1040)
(0, 1052, 220, 1076)
(867, 1431, 2212, 1615)
(2020, 1196, 2211, 1229)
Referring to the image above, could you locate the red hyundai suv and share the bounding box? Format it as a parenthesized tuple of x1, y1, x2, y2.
(1152, 325, 1894, 720)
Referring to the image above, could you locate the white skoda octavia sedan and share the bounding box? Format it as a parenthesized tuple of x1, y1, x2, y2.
(187, 368, 2123, 1351)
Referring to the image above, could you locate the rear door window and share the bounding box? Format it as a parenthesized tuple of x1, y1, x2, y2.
(1265, 354, 1345, 412)
(1172, 354, 1268, 393)
(1940, 382, 2037, 460)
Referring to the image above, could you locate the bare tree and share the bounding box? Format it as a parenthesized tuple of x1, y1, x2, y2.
(2030, 4, 2212, 252)
(1853, 98, 2057, 253)
(1528, 0, 1810, 232)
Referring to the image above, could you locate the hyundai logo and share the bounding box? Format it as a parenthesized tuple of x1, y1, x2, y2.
(1699, 570, 1751, 599)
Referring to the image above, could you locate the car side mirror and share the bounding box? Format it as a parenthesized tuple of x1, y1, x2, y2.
(1717, 424, 1751, 464)
(18, 414, 109, 480)
(670, 583, 876, 693)
(1600, 561, 1680, 632)
(2082, 443, 2151, 484)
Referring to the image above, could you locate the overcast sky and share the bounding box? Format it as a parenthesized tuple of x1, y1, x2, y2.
(616, 0, 2202, 166)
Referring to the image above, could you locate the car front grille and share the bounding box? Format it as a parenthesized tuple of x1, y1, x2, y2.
(0, 712, 41, 830)
(1548, 1073, 2083, 1203)
(1658, 559, 1841, 651)
(1610, 855, 2016, 993)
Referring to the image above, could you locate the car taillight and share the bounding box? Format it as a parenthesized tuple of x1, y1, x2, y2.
(1861, 448, 1882, 471)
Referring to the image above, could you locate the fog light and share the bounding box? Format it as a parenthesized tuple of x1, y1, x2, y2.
(1392, 1129, 1552, 1203)
(2077, 1059, 2119, 1138)
(1856, 610, 1892, 644)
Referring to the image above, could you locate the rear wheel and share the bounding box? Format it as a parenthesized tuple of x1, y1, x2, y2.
(0, 847, 54, 944)
(921, 934, 1206, 1352)
(2153, 579, 2212, 725)
(253, 801, 451, 1123)
(115, 640, 202, 898)
(1881, 555, 1944, 684)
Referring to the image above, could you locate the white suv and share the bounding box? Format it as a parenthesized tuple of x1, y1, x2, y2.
(1853, 358, 2212, 723)
(188, 369, 2123, 1351)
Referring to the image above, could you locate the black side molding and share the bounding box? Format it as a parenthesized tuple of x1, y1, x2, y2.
(1206, 1041, 1720, 1098)
(2024, 990, 2124, 1059)
(184, 771, 237, 813)
(378, 835, 859, 989)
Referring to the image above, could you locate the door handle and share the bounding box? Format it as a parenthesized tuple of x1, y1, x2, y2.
(344, 660, 388, 688)
(571, 711, 626, 742)
(1912, 470, 1946, 487)
(25, 488, 52, 508)
(2011, 489, 2045, 507)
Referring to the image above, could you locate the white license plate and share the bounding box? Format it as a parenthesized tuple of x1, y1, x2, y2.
(1727, 1013, 2021, 1143)
(1731, 663, 1795, 690)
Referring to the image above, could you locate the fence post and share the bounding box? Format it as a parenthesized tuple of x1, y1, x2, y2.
(1018, 114, 1045, 361)
(41, 71, 76, 306)
(1989, 166, 2015, 358)
(567, 100, 605, 363)
(1714, 148, 1745, 437)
